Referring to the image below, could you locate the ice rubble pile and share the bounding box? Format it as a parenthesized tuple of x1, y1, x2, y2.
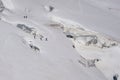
(49, 21, 119, 49)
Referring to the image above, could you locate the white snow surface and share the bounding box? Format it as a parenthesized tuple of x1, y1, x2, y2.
(0, 0, 120, 80)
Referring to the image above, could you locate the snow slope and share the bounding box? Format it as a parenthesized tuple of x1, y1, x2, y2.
(0, 0, 120, 80)
(7, 0, 120, 40)
(0, 19, 107, 80)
